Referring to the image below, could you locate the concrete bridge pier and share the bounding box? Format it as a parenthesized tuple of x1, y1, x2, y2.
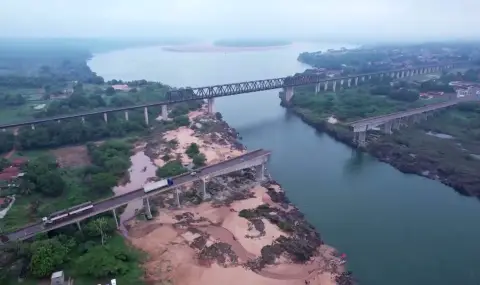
(125, 111, 129, 121)
(144, 198, 152, 219)
(200, 178, 210, 200)
(112, 209, 119, 228)
(315, 83, 321, 93)
(284, 87, 294, 102)
(81, 117, 85, 125)
(332, 81, 337, 92)
(368, 75, 372, 80)
(31, 124, 35, 130)
(161, 105, 168, 120)
(324, 82, 328, 91)
(76, 221, 82, 232)
(340, 79, 344, 88)
(175, 188, 181, 208)
(361, 76, 365, 82)
(103, 112, 108, 123)
(207, 98, 215, 114)
(144, 107, 149, 125)
(353, 131, 367, 147)
(383, 121, 393, 134)
(355, 77, 359, 86)
(348, 79, 351, 87)
(392, 119, 401, 130)
(255, 164, 265, 181)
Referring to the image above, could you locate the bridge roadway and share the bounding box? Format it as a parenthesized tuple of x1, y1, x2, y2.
(5, 149, 271, 241)
(348, 99, 463, 129)
(0, 61, 467, 130)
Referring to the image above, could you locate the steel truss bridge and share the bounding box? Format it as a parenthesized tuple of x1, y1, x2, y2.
(0, 61, 468, 129)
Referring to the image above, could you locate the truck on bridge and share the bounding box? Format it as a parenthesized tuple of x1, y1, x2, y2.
(42, 201, 94, 226)
(143, 178, 174, 193)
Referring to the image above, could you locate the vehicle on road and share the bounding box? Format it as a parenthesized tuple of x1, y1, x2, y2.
(143, 178, 174, 193)
(190, 171, 197, 176)
(42, 201, 94, 226)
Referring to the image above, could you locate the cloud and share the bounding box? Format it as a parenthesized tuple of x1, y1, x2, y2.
(0, 0, 479, 41)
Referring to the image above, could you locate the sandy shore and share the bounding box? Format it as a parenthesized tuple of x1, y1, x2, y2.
(125, 107, 348, 285)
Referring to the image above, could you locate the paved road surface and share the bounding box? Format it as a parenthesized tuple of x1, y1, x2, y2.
(6, 149, 270, 241)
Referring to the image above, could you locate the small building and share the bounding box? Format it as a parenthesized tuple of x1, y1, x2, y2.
(51, 271, 65, 285)
(111, 84, 130, 91)
(456, 86, 480, 98)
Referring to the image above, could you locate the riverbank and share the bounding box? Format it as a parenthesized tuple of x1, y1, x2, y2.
(122, 106, 353, 285)
(282, 100, 480, 197)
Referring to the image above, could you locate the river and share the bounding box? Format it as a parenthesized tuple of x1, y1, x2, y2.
(88, 43, 480, 285)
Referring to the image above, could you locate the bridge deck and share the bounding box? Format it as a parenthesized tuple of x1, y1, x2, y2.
(0, 61, 466, 129)
(5, 149, 271, 241)
(349, 99, 461, 127)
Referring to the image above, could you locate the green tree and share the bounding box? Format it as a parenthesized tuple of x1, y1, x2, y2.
(75, 241, 136, 278)
(192, 153, 206, 167)
(91, 217, 109, 245)
(186, 143, 200, 158)
(173, 115, 189, 127)
(90, 173, 117, 194)
(36, 171, 66, 197)
(29, 237, 75, 278)
(105, 86, 116, 96)
(156, 160, 187, 178)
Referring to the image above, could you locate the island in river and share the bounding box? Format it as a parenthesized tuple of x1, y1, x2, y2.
(162, 40, 291, 53)
(119, 105, 354, 285)
(281, 66, 480, 197)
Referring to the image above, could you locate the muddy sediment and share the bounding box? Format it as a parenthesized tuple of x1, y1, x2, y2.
(125, 106, 354, 285)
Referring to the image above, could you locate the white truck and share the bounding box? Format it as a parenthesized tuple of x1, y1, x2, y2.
(143, 178, 174, 193)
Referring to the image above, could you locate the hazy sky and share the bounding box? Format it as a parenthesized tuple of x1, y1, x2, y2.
(1, 0, 478, 42)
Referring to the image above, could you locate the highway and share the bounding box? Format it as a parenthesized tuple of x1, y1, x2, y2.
(5, 149, 270, 241)
(0, 61, 467, 129)
(348, 99, 462, 127)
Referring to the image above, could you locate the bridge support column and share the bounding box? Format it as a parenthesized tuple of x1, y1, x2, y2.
(255, 164, 265, 182)
(76, 221, 82, 232)
(392, 119, 401, 130)
(161, 105, 168, 120)
(31, 124, 35, 130)
(112, 209, 119, 228)
(354, 131, 366, 147)
(201, 178, 210, 200)
(144, 107, 149, 125)
(284, 87, 294, 102)
(144, 198, 152, 219)
(324, 82, 328, 91)
(125, 111, 129, 121)
(332, 82, 336, 92)
(348, 79, 351, 87)
(368, 75, 372, 80)
(207, 98, 215, 114)
(383, 121, 393, 134)
(315, 83, 321, 93)
(81, 117, 85, 125)
(340, 79, 344, 88)
(175, 188, 181, 208)
(103, 112, 108, 123)
(355, 77, 358, 86)
(362, 76, 365, 82)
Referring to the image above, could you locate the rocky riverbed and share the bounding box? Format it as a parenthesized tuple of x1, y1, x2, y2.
(122, 105, 354, 285)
